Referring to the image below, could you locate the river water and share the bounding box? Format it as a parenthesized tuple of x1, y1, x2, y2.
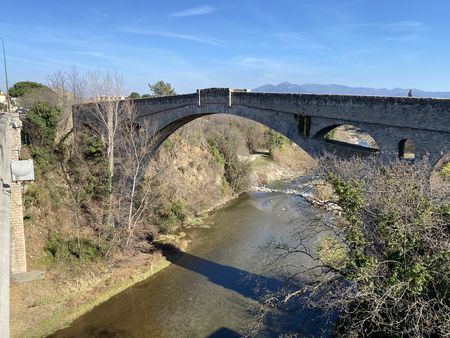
(50, 179, 333, 338)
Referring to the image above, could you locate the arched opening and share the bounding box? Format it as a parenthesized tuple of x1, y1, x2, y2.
(145, 114, 316, 233)
(316, 124, 380, 152)
(398, 139, 416, 160)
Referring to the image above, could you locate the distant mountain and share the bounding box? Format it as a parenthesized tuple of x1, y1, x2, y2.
(253, 81, 450, 98)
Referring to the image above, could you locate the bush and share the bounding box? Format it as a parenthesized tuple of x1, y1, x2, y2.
(45, 233, 105, 263)
(23, 102, 62, 172)
(26, 102, 61, 146)
(265, 129, 287, 152)
(81, 132, 104, 159)
(163, 138, 175, 151)
(158, 200, 186, 233)
(207, 138, 225, 166)
(324, 159, 450, 336)
(442, 162, 450, 179)
(208, 134, 250, 193)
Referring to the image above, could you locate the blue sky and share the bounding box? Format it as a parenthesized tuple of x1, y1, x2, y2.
(1, 0, 450, 94)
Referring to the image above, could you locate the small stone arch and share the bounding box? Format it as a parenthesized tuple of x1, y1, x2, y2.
(315, 124, 380, 153)
(398, 139, 416, 160)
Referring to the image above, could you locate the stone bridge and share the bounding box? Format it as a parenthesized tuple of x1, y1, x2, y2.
(113, 88, 450, 165)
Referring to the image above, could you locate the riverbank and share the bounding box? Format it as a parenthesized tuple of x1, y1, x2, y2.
(11, 150, 314, 338)
(48, 177, 333, 338)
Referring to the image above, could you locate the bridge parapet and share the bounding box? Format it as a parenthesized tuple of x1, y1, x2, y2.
(128, 89, 450, 133)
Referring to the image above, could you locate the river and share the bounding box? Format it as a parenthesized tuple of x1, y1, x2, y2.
(50, 179, 333, 338)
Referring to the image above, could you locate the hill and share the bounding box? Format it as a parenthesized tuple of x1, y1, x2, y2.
(253, 81, 450, 98)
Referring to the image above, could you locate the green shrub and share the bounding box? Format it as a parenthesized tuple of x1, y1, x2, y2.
(265, 129, 287, 151)
(26, 102, 61, 148)
(208, 134, 250, 193)
(82, 132, 104, 159)
(45, 233, 105, 263)
(324, 129, 336, 140)
(23, 102, 62, 172)
(158, 200, 186, 233)
(441, 162, 450, 179)
(29, 146, 56, 173)
(163, 138, 175, 151)
(207, 138, 225, 166)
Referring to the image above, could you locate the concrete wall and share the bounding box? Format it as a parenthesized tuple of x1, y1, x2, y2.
(0, 113, 11, 337)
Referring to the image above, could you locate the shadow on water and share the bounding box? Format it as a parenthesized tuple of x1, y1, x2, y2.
(159, 244, 334, 337)
(207, 327, 240, 337)
(159, 243, 282, 300)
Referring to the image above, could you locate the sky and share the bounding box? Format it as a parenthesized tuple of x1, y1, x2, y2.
(1, 0, 450, 94)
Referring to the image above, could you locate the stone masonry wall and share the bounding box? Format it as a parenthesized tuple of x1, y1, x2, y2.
(9, 113, 26, 275)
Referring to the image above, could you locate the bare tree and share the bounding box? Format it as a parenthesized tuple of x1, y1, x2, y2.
(114, 102, 160, 249)
(46, 67, 88, 140)
(80, 71, 127, 227)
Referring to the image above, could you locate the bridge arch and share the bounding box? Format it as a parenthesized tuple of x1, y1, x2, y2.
(315, 124, 380, 149)
(138, 105, 318, 161)
(311, 123, 381, 159)
(398, 139, 416, 160)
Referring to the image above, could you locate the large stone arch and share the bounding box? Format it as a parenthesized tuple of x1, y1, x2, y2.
(136, 106, 392, 166)
(136, 107, 316, 180)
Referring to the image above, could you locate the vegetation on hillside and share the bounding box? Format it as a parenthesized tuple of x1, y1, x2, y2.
(249, 157, 450, 337)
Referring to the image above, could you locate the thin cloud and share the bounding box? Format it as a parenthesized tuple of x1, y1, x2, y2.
(219, 56, 318, 76)
(269, 32, 334, 52)
(120, 27, 221, 46)
(383, 21, 428, 33)
(168, 5, 215, 18)
(69, 51, 104, 57)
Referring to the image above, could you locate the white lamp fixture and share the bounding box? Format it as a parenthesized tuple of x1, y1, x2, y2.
(10, 160, 35, 182)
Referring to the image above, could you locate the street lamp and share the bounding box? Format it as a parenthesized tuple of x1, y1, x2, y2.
(0, 37, 10, 112)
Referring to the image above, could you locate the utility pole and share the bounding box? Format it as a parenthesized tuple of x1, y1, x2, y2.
(0, 37, 10, 112)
